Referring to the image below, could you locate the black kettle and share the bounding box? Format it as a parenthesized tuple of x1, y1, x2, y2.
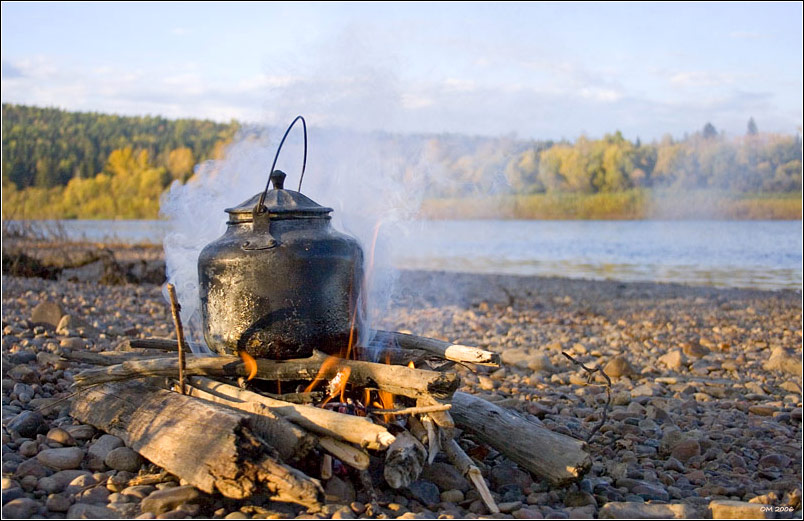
(198, 116, 364, 359)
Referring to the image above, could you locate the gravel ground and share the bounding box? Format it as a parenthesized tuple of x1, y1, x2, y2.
(2, 264, 801, 519)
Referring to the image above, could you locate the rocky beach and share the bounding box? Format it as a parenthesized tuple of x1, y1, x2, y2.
(2, 244, 802, 519)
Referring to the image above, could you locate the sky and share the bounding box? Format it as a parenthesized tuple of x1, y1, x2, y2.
(1, 2, 802, 141)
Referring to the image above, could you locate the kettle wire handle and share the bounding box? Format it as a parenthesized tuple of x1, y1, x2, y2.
(255, 115, 308, 214)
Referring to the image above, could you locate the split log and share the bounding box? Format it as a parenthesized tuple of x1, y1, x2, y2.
(128, 338, 190, 352)
(73, 351, 459, 400)
(383, 431, 426, 489)
(175, 382, 317, 461)
(61, 350, 165, 366)
(189, 377, 394, 450)
(70, 381, 323, 506)
(443, 435, 499, 514)
(372, 330, 501, 366)
(318, 437, 370, 471)
(450, 391, 590, 486)
(131, 338, 432, 365)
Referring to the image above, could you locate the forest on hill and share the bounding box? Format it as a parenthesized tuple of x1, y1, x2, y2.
(2, 104, 801, 219)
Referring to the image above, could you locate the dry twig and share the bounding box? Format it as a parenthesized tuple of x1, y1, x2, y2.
(561, 352, 612, 443)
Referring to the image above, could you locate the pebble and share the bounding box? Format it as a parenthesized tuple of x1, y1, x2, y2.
(490, 464, 532, 490)
(7, 411, 45, 437)
(45, 493, 72, 512)
(46, 427, 76, 446)
(669, 439, 700, 463)
(38, 470, 92, 494)
(105, 447, 143, 472)
(324, 476, 355, 504)
(31, 300, 65, 328)
(140, 485, 200, 515)
(421, 462, 470, 492)
(440, 489, 465, 503)
(36, 447, 85, 470)
(603, 357, 636, 378)
(407, 480, 441, 507)
(67, 502, 120, 518)
(87, 434, 125, 469)
(2, 497, 42, 518)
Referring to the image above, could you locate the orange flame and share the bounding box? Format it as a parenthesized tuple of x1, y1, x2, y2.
(304, 355, 341, 393)
(239, 351, 258, 381)
(322, 367, 351, 406)
(408, 360, 415, 369)
(377, 350, 395, 421)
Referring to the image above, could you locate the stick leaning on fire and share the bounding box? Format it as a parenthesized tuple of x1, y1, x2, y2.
(68, 286, 590, 510)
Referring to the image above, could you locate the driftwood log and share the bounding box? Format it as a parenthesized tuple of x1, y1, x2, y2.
(173, 382, 317, 462)
(70, 381, 323, 506)
(450, 391, 591, 486)
(383, 431, 427, 489)
(72, 351, 459, 400)
(372, 330, 501, 366)
(188, 377, 395, 450)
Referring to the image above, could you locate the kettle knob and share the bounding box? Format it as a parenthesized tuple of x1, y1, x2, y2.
(270, 170, 286, 190)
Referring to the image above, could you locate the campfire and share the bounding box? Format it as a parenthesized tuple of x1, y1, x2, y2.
(67, 323, 590, 514)
(65, 116, 590, 515)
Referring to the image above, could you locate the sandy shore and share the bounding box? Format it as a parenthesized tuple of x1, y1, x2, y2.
(2, 264, 802, 519)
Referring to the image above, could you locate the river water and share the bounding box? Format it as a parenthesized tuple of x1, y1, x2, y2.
(6, 219, 801, 291)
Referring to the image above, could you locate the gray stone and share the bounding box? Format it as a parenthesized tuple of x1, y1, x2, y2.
(7, 364, 39, 384)
(324, 476, 355, 504)
(31, 300, 65, 328)
(670, 439, 700, 463)
(19, 439, 39, 457)
(64, 424, 96, 441)
(87, 434, 124, 470)
(67, 502, 120, 519)
(46, 493, 72, 512)
(2, 497, 41, 518)
(121, 485, 156, 499)
(420, 462, 470, 492)
(663, 457, 685, 473)
(14, 457, 52, 479)
(76, 486, 110, 504)
(658, 350, 685, 371)
(38, 470, 92, 494)
(764, 348, 803, 377)
(105, 447, 143, 473)
(140, 485, 200, 515)
(1, 487, 26, 505)
(440, 489, 465, 503)
(616, 479, 669, 502)
(603, 357, 637, 378)
(491, 464, 533, 490)
(37, 447, 85, 470)
(406, 480, 440, 507)
(8, 411, 44, 438)
(46, 428, 76, 447)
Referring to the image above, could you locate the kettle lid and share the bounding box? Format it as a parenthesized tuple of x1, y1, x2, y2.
(225, 170, 332, 223)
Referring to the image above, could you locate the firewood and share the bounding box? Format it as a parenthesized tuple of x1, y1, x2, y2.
(70, 381, 323, 506)
(383, 431, 426, 489)
(72, 351, 459, 400)
(125, 338, 190, 351)
(372, 330, 501, 366)
(189, 376, 395, 450)
(61, 350, 165, 366)
(174, 382, 317, 461)
(317, 437, 370, 470)
(443, 435, 499, 514)
(450, 391, 591, 486)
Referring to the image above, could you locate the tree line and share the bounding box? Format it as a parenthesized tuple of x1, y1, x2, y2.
(1, 104, 800, 219)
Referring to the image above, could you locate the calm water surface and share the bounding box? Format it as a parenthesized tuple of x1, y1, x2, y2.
(8, 219, 802, 291)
